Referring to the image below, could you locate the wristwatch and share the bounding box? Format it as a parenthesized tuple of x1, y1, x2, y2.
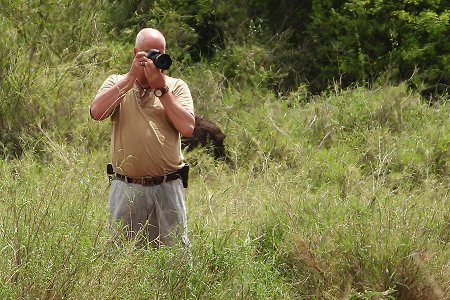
(154, 85, 169, 97)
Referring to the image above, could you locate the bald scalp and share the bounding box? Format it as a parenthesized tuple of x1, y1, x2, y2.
(135, 28, 166, 52)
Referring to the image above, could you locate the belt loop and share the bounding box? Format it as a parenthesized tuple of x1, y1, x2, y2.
(162, 175, 167, 183)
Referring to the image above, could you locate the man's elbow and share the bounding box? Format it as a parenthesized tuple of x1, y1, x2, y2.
(90, 106, 107, 121)
(181, 122, 195, 138)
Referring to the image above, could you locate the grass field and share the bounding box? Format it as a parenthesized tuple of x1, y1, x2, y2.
(0, 84, 448, 299)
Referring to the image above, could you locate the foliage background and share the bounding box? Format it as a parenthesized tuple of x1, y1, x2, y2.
(0, 0, 449, 299)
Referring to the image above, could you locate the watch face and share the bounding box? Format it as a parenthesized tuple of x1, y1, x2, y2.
(155, 85, 169, 97)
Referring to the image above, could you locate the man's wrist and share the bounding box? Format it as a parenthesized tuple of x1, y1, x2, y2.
(154, 85, 169, 97)
(120, 73, 137, 91)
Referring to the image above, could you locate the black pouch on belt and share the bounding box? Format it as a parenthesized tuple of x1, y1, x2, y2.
(179, 163, 190, 188)
(106, 163, 114, 183)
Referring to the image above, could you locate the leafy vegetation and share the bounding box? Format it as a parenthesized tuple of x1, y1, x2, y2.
(0, 0, 449, 299)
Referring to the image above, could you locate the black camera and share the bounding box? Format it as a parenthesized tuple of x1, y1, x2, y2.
(147, 49, 172, 70)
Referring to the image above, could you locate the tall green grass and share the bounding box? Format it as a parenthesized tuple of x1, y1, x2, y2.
(1, 84, 448, 299)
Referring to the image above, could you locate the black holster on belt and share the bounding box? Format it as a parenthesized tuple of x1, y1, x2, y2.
(179, 163, 190, 188)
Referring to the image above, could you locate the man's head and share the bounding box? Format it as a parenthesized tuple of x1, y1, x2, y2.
(134, 28, 166, 54)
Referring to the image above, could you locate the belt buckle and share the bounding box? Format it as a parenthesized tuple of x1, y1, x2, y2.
(141, 176, 155, 186)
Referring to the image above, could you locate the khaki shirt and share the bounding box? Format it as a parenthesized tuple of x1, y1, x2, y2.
(96, 74, 194, 177)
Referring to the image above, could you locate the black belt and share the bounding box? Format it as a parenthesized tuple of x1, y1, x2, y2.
(115, 171, 180, 186)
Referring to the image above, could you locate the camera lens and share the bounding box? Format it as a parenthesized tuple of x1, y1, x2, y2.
(154, 54, 172, 70)
(147, 49, 172, 70)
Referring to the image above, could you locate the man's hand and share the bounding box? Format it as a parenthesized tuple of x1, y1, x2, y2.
(129, 51, 149, 81)
(142, 56, 166, 89)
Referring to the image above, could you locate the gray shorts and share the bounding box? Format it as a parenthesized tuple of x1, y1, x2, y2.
(108, 178, 190, 247)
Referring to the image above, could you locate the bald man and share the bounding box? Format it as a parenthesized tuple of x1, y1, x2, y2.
(91, 28, 195, 248)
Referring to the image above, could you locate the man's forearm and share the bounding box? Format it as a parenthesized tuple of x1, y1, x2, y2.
(159, 92, 195, 137)
(90, 76, 135, 120)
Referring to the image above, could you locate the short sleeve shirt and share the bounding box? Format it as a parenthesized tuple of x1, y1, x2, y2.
(96, 74, 194, 177)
